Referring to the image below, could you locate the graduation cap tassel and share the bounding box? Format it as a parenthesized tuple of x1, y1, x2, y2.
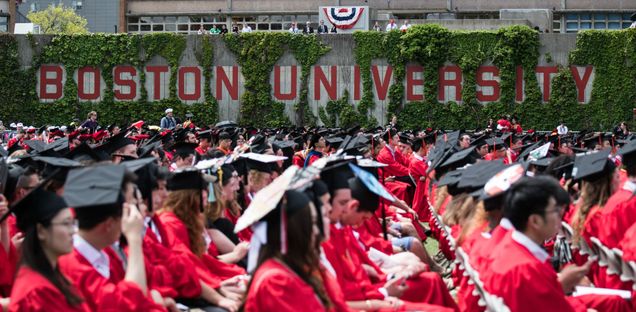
(281, 204, 288, 255)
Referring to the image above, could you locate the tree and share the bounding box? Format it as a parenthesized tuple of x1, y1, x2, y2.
(27, 4, 89, 34)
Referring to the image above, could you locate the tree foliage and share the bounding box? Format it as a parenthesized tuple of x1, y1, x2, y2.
(27, 4, 89, 35)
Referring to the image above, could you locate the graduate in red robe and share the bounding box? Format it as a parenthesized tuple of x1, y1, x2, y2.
(58, 165, 170, 311)
(376, 130, 413, 203)
(304, 133, 326, 167)
(483, 177, 630, 312)
(7, 187, 89, 312)
(409, 138, 431, 221)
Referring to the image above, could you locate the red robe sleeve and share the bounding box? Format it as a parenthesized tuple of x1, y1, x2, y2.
(58, 250, 165, 312)
(409, 157, 429, 220)
(0, 240, 18, 297)
(376, 147, 410, 177)
(140, 229, 202, 299)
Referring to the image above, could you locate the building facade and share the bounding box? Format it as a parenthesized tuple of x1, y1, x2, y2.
(122, 0, 636, 34)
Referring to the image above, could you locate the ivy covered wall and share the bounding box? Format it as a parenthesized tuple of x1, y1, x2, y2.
(0, 26, 634, 130)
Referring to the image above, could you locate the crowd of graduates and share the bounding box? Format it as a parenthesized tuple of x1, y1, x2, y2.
(1, 115, 636, 311)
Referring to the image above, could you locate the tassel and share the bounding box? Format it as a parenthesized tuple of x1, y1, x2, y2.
(281, 205, 288, 255)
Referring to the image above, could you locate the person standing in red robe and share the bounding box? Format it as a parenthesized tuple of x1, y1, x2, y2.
(376, 129, 412, 203)
(409, 138, 430, 221)
(195, 130, 212, 156)
(483, 177, 630, 312)
(7, 187, 89, 312)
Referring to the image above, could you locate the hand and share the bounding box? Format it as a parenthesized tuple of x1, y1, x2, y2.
(0, 195, 8, 225)
(419, 176, 426, 182)
(220, 285, 244, 301)
(121, 203, 144, 241)
(558, 260, 592, 293)
(163, 297, 179, 312)
(384, 276, 408, 297)
(11, 233, 24, 251)
(385, 176, 396, 182)
(217, 298, 239, 312)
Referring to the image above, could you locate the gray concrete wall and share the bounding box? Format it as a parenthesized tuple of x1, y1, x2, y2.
(16, 33, 585, 125)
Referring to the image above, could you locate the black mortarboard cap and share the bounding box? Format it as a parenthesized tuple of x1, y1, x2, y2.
(572, 149, 615, 182)
(24, 140, 46, 153)
(63, 165, 126, 208)
(440, 146, 477, 169)
(65, 142, 106, 163)
(517, 142, 541, 161)
(320, 160, 354, 193)
(456, 160, 507, 189)
(172, 142, 198, 157)
(325, 136, 344, 149)
(101, 132, 134, 155)
(619, 139, 636, 162)
(9, 185, 67, 231)
(167, 168, 207, 191)
(197, 129, 213, 140)
(348, 176, 379, 212)
(272, 141, 296, 156)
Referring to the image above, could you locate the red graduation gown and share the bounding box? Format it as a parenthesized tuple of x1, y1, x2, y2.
(244, 259, 326, 312)
(324, 225, 458, 310)
(155, 211, 245, 282)
(0, 241, 17, 297)
(9, 266, 90, 312)
(377, 146, 411, 203)
(409, 155, 430, 222)
(224, 209, 253, 242)
(140, 218, 203, 299)
(598, 183, 636, 249)
(58, 247, 165, 312)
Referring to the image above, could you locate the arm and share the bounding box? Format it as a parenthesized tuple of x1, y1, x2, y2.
(122, 203, 148, 293)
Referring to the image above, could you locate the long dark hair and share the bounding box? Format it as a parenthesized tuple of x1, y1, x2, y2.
(21, 218, 83, 306)
(244, 194, 332, 309)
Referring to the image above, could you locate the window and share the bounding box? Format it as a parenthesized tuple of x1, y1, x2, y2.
(562, 12, 633, 33)
(0, 16, 7, 33)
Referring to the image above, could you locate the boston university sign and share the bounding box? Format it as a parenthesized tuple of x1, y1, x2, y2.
(37, 64, 594, 104)
(22, 33, 590, 124)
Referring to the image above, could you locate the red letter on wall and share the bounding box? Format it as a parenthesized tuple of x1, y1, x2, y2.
(77, 66, 101, 101)
(178, 67, 201, 101)
(146, 66, 169, 100)
(515, 66, 524, 102)
(438, 65, 462, 102)
(372, 65, 392, 101)
(476, 66, 500, 102)
(273, 66, 297, 101)
(353, 66, 361, 101)
(113, 66, 137, 101)
(216, 66, 239, 100)
(406, 65, 424, 101)
(570, 66, 593, 103)
(536, 66, 558, 102)
(314, 66, 337, 101)
(39, 65, 64, 100)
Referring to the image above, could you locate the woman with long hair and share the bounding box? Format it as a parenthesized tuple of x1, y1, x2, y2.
(244, 190, 333, 311)
(8, 187, 88, 311)
(569, 152, 620, 288)
(156, 169, 246, 311)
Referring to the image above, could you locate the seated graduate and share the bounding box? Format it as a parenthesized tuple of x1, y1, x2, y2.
(320, 162, 457, 311)
(483, 176, 630, 312)
(243, 189, 334, 311)
(58, 164, 170, 311)
(155, 168, 245, 311)
(6, 184, 88, 311)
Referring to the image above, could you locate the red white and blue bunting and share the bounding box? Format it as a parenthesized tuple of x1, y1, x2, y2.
(322, 7, 365, 29)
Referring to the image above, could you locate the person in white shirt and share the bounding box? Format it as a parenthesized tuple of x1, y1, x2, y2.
(197, 25, 205, 35)
(288, 22, 300, 34)
(399, 19, 412, 32)
(556, 122, 568, 135)
(386, 19, 398, 31)
(241, 24, 253, 33)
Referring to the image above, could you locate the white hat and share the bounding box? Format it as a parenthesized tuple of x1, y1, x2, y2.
(165, 108, 173, 114)
(9, 123, 16, 128)
(16, 123, 23, 128)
